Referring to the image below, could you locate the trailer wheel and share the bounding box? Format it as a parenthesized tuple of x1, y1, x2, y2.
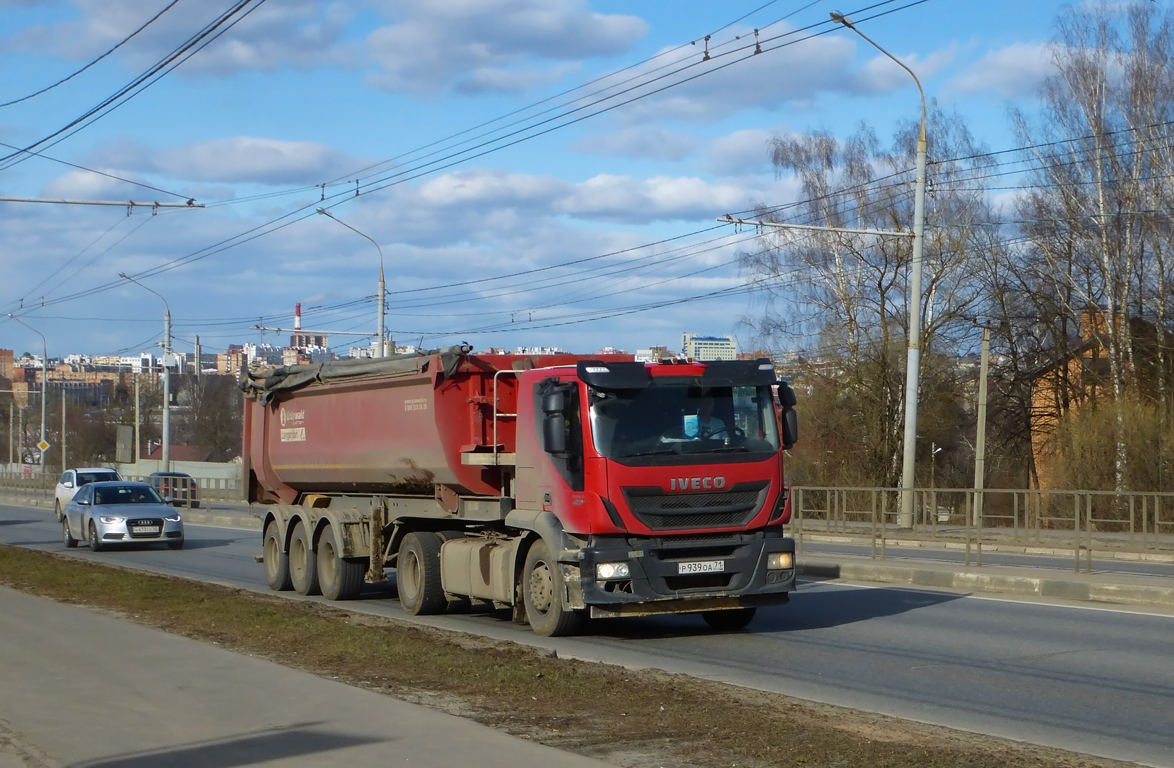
(263, 520, 292, 591)
(289, 520, 321, 596)
(397, 532, 446, 615)
(436, 530, 471, 614)
(701, 607, 757, 631)
(522, 540, 583, 637)
(318, 523, 364, 601)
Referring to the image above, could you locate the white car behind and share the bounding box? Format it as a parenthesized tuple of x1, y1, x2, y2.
(55, 467, 122, 521)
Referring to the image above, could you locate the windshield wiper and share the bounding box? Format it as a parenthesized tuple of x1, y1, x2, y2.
(621, 447, 680, 458)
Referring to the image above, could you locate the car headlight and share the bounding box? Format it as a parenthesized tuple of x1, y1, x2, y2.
(767, 552, 794, 570)
(164, 514, 182, 522)
(99, 516, 125, 524)
(595, 562, 631, 580)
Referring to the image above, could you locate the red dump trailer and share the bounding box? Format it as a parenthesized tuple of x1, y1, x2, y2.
(242, 345, 798, 636)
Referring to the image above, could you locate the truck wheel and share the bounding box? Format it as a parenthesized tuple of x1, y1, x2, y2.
(436, 530, 471, 614)
(397, 532, 446, 615)
(63, 517, 78, 548)
(702, 608, 757, 631)
(522, 540, 582, 637)
(289, 521, 321, 596)
(264, 520, 292, 591)
(318, 523, 364, 601)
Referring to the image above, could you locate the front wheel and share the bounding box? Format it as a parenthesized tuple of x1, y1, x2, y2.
(522, 539, 583, 637)
(396, 532, 446, 615)
(317, 523, 364, 601)
(701, 607, 757, 631)
(62, 517, 78, 548)
(88, 520, 104, 552)
(54, 501, 63, 522)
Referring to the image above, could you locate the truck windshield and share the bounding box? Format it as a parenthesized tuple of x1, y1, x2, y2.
(588, 385, 780, 459)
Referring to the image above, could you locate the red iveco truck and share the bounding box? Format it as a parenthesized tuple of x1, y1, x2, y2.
(241, 345, 798, 636)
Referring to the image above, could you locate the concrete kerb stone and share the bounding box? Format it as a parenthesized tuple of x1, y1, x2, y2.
(801, 533, 1174, 564)
(798, 559, 1174, 609)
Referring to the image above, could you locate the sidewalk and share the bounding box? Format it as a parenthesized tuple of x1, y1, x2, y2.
(0, 587, 612, 768)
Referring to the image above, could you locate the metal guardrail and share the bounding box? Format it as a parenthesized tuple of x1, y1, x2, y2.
(791, 486, 1174, 572)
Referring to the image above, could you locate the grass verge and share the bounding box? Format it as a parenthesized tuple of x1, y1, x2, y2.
(0, 543, 1135, 768)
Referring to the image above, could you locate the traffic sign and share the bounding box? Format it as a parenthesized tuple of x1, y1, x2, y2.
(37, 440, 50, 452)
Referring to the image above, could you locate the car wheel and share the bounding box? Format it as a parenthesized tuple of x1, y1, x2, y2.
(317, 523, 364, 601)
(396, 532, 446, 615)
(288, 521, 320, 596)
(62, 517, 78, 548)
(263, 520, 292, 592)
(522, 539, 583, 637)
(54, 500, 63, 522)
(88, 520, 104, 552)
(701, 607, 757, 631)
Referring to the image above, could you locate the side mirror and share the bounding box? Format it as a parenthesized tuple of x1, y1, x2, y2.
(543, 414, 567, 454)
(164, 496, 177, 506)
(63, 481, 74, 489)
(541, 391, 565, 414)
(77, 499, 90, 506)
(782, 409, 798, 449)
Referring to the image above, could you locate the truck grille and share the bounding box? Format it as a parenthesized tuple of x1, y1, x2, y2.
(621, 482, 768, 531)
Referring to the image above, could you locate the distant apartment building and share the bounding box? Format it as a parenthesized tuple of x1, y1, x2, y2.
(635, 345, 673, 362)
(682, 333, 738, 361)
(218, 345, 245, 376)
(0, 348, 12, 379)
(243, 342, 284, 369)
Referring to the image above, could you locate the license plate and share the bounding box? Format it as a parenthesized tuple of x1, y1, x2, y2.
(132, 526, 159, 535)
(678, 560, 724, 574)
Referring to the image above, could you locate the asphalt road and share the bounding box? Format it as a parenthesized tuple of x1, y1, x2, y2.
(3, 503, 1173, 768)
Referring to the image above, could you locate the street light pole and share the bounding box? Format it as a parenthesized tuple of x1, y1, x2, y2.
(119, 274, 172, 471)
(6, 314, 48, 469)
(832, 11, 928, 529)
(317, 208, 387, 357)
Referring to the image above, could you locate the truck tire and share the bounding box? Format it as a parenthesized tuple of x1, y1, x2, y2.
(289, 520, 321, 596)
(62, 517, 78, 548)
(702, 607, 757, 631)
(522, 539, 583, 637)
(318, 523, 364, 601)
(397, 532, 446, 615)
(264, 521, 292, 591)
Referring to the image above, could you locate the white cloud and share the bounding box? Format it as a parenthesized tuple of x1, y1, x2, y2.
(556, 174, 749, 223)
(83, 136, 369, 186)
(704, 129, 775, 176)
(3, 0, 357, 75)
(570, 126, 696, 161)
(365, 0, 647, 95)
(952, 42, 1052, 98)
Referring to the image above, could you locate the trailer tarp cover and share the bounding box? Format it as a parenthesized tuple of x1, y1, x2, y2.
(240, 344, 471, 403)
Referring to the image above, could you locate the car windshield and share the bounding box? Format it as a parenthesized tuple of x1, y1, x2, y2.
(589, 384, 780, 459)
(93, 485, 163, 505)
(77, 472, 119, 485)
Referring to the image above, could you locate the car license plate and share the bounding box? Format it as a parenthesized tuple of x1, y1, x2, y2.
(678, 560, 724, 574)
(132, 526, 159, 535)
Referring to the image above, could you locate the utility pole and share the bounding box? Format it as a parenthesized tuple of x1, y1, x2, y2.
(119, 274, 171, 471)
(61, 390, 66, 472)
(830, 11, 928, 529)
(7, 314, 49, 469)
(7, 406, 12, 468)
(316, 208, 387, 357)
(195, 335, 202, 382)
(972, 327, 991, 527)
(134, 374, 141, 465)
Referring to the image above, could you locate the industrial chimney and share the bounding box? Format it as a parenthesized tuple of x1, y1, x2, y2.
(294, 302, 302, 331)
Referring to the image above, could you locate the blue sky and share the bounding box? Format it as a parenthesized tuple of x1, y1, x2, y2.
(0, 0, 1115, 360)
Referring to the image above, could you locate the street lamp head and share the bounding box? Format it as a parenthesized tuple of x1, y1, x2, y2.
(830, 11, 854, 28)
(316, 207, 333, 218)
(118, 272, 129, 279)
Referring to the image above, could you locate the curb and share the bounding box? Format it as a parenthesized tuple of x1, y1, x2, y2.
(798, 560, 1174, 609)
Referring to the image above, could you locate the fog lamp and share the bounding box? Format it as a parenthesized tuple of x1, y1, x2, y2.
(595, 562, 631, 580)
(767, 552, 793, 570)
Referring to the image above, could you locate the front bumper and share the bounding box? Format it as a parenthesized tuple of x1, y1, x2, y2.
(93, 516, 184, 544)
(571, 530, 795, 618)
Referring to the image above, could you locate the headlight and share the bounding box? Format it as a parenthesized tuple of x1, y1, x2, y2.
(595, 562, 631, 580)
(99, 516, 125, 524)
(164, 514, 182, 522)
(767, 552, 794, 570)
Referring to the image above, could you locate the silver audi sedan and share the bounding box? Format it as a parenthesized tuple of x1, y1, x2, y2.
(62, 481, 185, 551)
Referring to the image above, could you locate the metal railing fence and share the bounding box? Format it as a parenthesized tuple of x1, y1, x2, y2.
(791, 486, 1174, 572)
(0, 471, 244, 505)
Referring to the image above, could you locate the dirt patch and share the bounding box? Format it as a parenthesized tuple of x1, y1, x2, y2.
(0, 544, 1138, 768)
